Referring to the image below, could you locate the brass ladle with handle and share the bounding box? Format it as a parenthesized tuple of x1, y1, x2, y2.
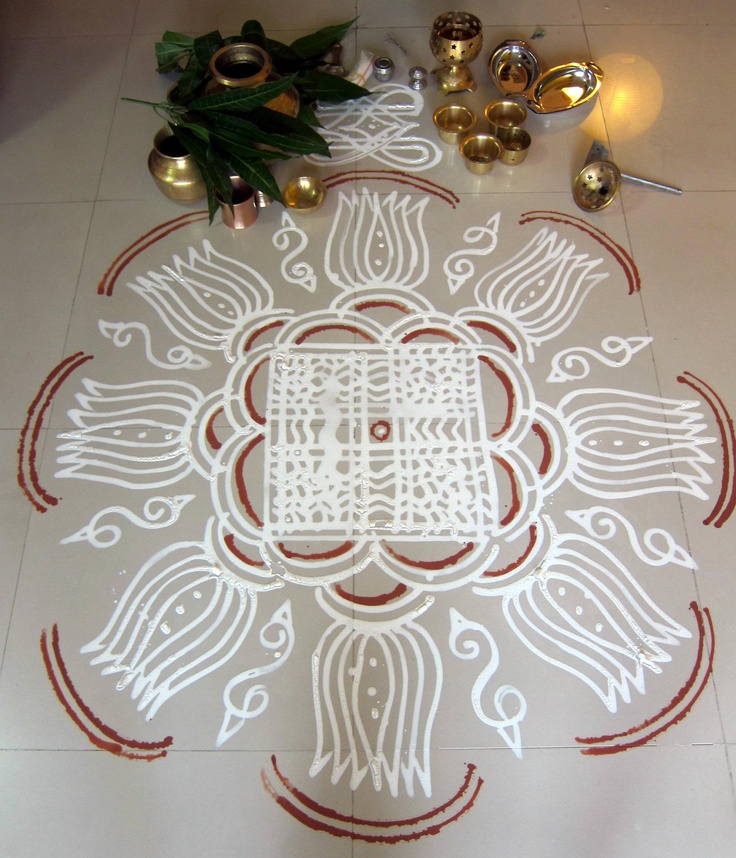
(573, 140, 682, 212)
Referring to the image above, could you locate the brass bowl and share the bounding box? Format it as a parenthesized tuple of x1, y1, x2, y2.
(484, 99, 527, 133)
(283, 176, 327, 215)
(528, 62, 603, 114)
(496, 126, 532, 165)
(459, 134, 502, 175)
(573, 159, 621, 211)
(433, 104, 477, 144)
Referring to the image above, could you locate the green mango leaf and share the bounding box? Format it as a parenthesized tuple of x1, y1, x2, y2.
(175, 51, 209, 101)
(188, 109, 323, 157)
(187, 74, 297, 112)
(169, 124, 220, 222)
(240, 19, 267, 49)
(205, 141, 236, 203)
(289, 18, 358, 60)
(297, 100, 322, 127)
(176, 120, 211, 143)
(155, 41, 192, 73)
(199, 121, 290, 160)
(296, 69, 372, 103)
(265, 38, 301, 71)
(161, 31, 194, 46)
(250, 107, 331, 156)
(192, 30, 223, 66)
(228, 154, 284, 205)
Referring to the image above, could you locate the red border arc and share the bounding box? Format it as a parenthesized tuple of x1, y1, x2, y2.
(576, 602, 715, 754)
(41, 624, 172, 761)
(262, 754, 483, 843)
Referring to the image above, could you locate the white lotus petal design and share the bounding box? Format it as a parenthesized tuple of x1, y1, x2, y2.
(82, 541, 258, 719)
(475, 227, 608, 359)
(501, 531, 691, 711)
(311, 617, 442, 798)
(325, 189, 430, 291)
(559, 388, 715, 498)
(56, 379, 203, 489)
(128, 240, 274, 362)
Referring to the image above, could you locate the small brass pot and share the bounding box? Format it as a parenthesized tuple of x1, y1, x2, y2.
(484, 99, 527, 133)
(433, 104, 476, 144)
(496, 126, 532, 165)
(147, 127, 207, 204)
(459, 133, 502, 175)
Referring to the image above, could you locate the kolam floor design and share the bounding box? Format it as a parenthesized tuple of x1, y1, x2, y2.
(1, 2, 736, 856)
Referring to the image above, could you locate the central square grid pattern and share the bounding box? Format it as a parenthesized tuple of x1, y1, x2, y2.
(265, 345, 495, 539)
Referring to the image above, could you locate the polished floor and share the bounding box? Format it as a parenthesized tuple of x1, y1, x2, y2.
(2, 1, 736, 855)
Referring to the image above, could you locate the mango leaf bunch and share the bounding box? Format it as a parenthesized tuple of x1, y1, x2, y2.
(127, 18, 370, 220)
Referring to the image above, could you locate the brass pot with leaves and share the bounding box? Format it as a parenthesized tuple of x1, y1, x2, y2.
(207, 42, 299, 118)
(125, 18, 371, 221)
(147, 126, 207, 203)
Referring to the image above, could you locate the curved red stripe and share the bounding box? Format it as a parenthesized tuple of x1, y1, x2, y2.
(478, 355, 515, 437)
(50, 625, 172, 751)
(98, 211, 208, 296)
(519, 211, 641, 295)
(531, 422, 553, 476)
(277, 541, 353, 561)
(18, 352, 94, 512)
(355, 300, 411, 314)
(383, 541, 474, 571)
(467, 319, 518, 353)
(334, 582, 408, 606)
(224, 532, 266, 568)
(41, 628, 166, 761)
(678, 371, 736, 528)
(578, 603, 714, 754)
(295, 324, 375, 345)
(484, 524, 538, 578)
(234, 435, 265, 528)
(323, 169, 460, 203)
(244, 358, 268, 426)
(243, 320, 284, 352)
(323, 170, 460, 208)
(493, 455, 521, 527)
(263, 756, 483, 841)
(205, 407, 224, 451)
(401, 328, 460, 344)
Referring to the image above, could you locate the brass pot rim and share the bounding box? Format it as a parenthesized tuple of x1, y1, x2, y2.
(152, 126, 191, 161)
(209, 42, 272, 88)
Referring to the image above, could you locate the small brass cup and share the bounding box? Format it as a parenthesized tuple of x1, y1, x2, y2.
(433, 104, 477, 144)
(459, 134, 502, 175)
(497, 126, 532, 165)
(283, 176, 327, 215)
(484, 99, 527, 133)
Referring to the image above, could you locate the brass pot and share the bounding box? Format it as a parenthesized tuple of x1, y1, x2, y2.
(147, 127, 207, 204)
(209, 43, 272, 89)
(207, 42, 299, 117)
